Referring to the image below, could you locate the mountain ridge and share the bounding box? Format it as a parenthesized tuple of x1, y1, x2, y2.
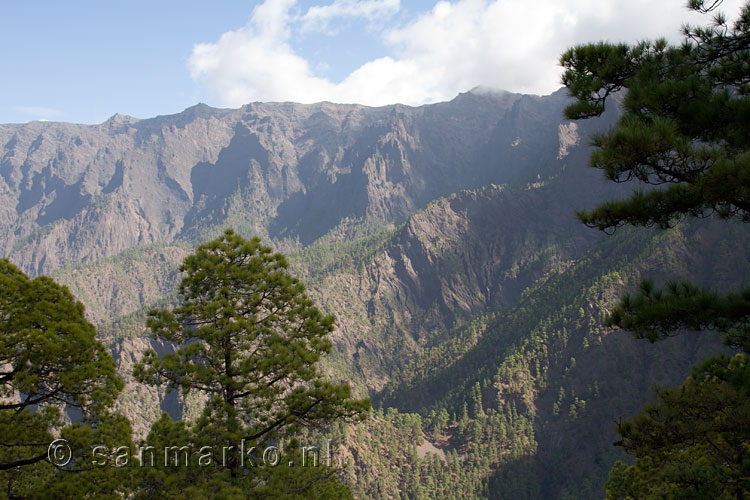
(3, 87, 742, 499)
(0, 88, 584, 276)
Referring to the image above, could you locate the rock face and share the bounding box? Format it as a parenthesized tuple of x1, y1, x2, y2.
(312, 181, 596, 392)
(1, 88, 612, 276)
(0, 86, 625, 433)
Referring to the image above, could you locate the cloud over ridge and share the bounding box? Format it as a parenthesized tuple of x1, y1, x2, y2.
(189, 0, 746, 107)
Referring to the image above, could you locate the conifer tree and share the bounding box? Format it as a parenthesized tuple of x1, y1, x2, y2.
(561, 1, 750, 497)
(134, 229, 369, 497)
(561, 0, 750, 348)
(0, 258, 133, 498)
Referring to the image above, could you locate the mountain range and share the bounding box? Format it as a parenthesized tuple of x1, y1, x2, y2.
(2, 87, 745, 499)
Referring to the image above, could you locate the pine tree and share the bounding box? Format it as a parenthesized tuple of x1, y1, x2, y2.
(561, 0, 750, 349)
(561, 1, 750, 497)
(134, 229, 369, 497)
(0, 259, 132, 498)
(604, 354, 750, 500)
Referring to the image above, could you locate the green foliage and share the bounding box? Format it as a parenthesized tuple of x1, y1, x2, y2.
(604, 354, 750, 500)
(131, 412, 354, 500)
(562, 3, 750, 231)
(47, 241, 190, 331)
(382, 224, 667, 416)
(609, 278, 750, 351)
(330, 407, 511, 500)
(0, 258, 132, 498)
(133, 229, 369, 495)
(98, 294, 179, 341)
(0, 259, 122, 414)
(370, 224, 687, 499)
(290, 218, 396, 285)
(561, 1, 750, 497)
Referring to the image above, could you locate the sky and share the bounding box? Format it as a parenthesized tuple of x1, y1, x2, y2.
(0, 0, 746, 124)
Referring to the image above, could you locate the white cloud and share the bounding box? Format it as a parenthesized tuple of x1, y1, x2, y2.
(189, 0, 748, 107)
(299, 0, 400, 34)
(189, 0, 333, 105)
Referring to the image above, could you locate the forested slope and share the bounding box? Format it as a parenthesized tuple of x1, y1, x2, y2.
(2, 88, 746, 498)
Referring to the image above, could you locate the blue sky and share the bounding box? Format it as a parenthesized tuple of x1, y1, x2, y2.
(1, 0, 745, 124)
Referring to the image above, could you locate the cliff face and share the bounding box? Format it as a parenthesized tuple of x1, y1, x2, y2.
(0, 91, 495, 274)
(0, 88, 611, 276)
(311, 180, 598, 392)
(3, 86, 624, 420)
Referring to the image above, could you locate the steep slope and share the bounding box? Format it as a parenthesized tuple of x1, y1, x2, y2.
(37, 87, 618, 334)
(1, 87, 618, 277)
(4, 88, 744, 499)
(335, 219, 743, 500)
(29, 88, 627, 437)
(2, 90, 521, 274)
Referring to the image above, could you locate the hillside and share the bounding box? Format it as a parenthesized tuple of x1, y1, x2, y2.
(2, 88, 746, 499)
(2, 88, 534, 275)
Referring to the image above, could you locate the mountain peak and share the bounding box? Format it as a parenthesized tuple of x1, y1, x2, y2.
(467, 85, 512, 97)
(105, 113, 139, 125)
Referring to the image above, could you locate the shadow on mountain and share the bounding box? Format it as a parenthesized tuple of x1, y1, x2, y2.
(181, 123, 271, 236)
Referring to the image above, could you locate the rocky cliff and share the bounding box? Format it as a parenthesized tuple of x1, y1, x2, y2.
(1, 88, 609, 276)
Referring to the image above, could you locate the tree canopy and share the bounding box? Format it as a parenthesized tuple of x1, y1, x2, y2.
(561, 0, 750, 345)
(561, 1, 750, 498)
(0, 258, 132, 498)
(562, 0, 750, 232)
(604, 354, 750, 500)
(134, 229, 369, 497)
